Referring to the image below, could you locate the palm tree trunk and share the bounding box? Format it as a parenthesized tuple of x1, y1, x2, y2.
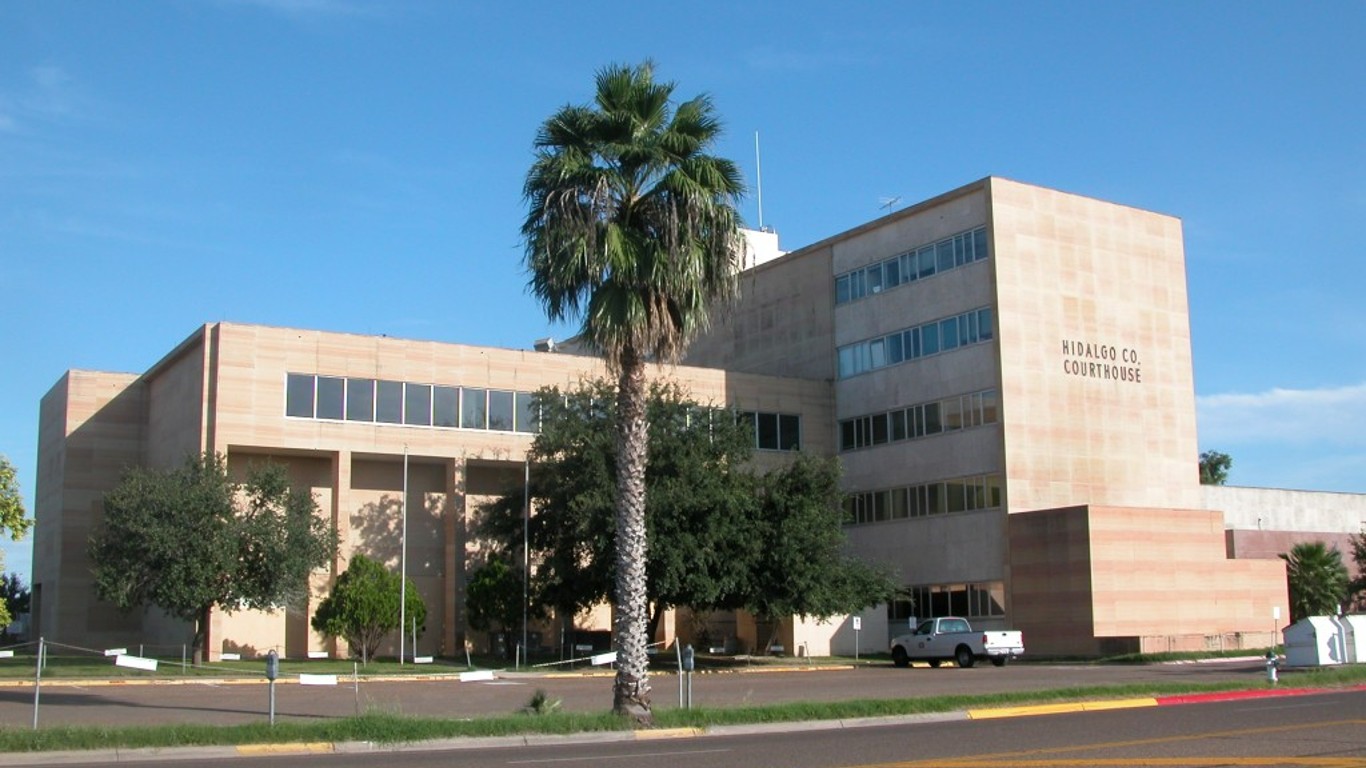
(612, 347, 652, 723)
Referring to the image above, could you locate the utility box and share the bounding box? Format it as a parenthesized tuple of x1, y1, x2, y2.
(1283, 616, 1346, 667)
(1341, 615, 1366, 664)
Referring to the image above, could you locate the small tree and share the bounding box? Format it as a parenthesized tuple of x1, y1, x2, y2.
(1, 572, 30, 639)
(1280, 541, 1349, 622)
(1348, 531, 1366, 612)
(1198, 450, 1233, 485)
(745, 454, 897, 651)
(90, 453, 336, 662)
(311, 554, 426, 664)
(464, 556, 526, 660)
(0, 456, 33, 628)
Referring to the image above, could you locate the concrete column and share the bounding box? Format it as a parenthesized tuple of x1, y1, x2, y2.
(443, 457, 466, 656)
(330, 449, 352, 660)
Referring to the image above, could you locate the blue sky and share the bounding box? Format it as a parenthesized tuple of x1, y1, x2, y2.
(2, 1, 1364, 580)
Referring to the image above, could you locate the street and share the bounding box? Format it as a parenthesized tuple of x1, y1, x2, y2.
(20, 688, 1365, 768)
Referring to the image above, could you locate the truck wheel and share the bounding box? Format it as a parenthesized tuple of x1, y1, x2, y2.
(991, 656, 1008, 667)
(955, 645, 975, 668)
(928, 659, 941, 668)
(892, 646, 909, 668)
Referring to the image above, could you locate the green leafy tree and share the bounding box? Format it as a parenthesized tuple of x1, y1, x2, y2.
(1348, 531, 1366, 612)
(1198, 450, 1233, 485)
(0, 455, 34, 627)
(1280, 541, 1350, 622)
(481, 381, 758, 651)
(311, 553, 426, 664)
(521, 61, 744, 722)
(90, 453, 337, 662)
(1, 572, 30, 638)
(464, 556, 526, 660)
(745, 454, 897, 650)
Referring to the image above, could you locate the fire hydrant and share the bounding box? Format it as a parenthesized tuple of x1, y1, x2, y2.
(1265, 649, 1278, 684)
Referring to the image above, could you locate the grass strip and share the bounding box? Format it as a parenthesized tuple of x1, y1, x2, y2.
(2, 665, 1362, 754)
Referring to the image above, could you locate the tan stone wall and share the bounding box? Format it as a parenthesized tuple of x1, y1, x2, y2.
(145, 329, 207, 469)
(685, 245, 836, 381)
(989, 178, 1201, 513)
(188, 323, 830, 658)
(1009, 505, 1288, 656)
(34, 370, 149, 648)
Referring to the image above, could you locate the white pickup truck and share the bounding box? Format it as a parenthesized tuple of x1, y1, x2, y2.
(889, 616, 1024, 668)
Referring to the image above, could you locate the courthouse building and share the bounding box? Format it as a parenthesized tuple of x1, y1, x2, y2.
(33, 177, 1365, 658)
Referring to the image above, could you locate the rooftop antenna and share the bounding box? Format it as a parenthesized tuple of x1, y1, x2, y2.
(754, 131, 764, 231)
(879, 196, 902, 212)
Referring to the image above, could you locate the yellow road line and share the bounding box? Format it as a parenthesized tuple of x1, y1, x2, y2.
(633, 727, 702, 740)
(235, 742, 335, 756)
(968, 698, 1158, 719)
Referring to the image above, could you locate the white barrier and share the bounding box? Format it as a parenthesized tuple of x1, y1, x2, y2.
(307, 651, 329, 659)
(220, 653, 242, 661)
(299, 674, 338, 686)
(0, 650, 14, 659)
(115, 654, 158, 672)
(591, 652, 617, 666)
(103, 648, 127, 657)
(459, 670, 495, 682)
(414, 656, 434, 664)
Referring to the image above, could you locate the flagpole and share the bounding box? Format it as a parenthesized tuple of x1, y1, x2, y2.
(400, 444, 408, 666)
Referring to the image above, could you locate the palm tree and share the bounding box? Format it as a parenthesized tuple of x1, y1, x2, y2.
(1280, 541, 1349, 622)
(521, 62, 744, 722)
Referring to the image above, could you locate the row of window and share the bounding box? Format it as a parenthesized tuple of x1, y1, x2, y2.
(285, 374, 803, 450)
(840, 389, 999, 452)
(835, 227, 988, 305)
(837, 307, 994, 379)
(844, 473, 1003, 525)
(736, 411, 802, 451)
(887, 582, 1006, 622)
(285, 374, 539, 433)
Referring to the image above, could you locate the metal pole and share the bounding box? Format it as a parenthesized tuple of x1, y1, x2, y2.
(677, 642, 684, 707)
(32, 637, 43, 730)
(522, 459, 529, 670)
(181, 644, 186, 673)
(268, 679, 276, 726)
(400, 445, 408, 666)
(353, 662, 360, 716)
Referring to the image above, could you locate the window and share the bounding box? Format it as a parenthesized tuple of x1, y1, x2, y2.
(840, 420, 857, 451)
(488, 390, 514, 431)
(376, 380, 403, 424)
(286, 374, 315, 418)
(936, 240, 954, 273)
(516, 392, 537, 433)
(347, 378, 374, 421)
(940, 317, 959, 351)
(404, 383, 432, 426)
(316, 377, 344, 420)
(433, 386, 459, 428)
(833, 227, 989, 305)
(942, 397, 963, 431)
(757, 412, 780, 450)
(778, 414, 800, 451)
(870, 413, 889, 445)
(462, 388, 487, 429)
(890, 409, 907, 442)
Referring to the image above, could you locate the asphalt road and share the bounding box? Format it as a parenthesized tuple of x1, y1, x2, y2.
(0, 657, 1289, 729)
(23, 688, 1366, 768)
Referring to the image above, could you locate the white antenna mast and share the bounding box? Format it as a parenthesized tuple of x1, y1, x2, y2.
(754, 131, 764, 230)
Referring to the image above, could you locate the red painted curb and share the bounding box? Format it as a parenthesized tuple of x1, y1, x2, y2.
(1157, 684, 1366, 706)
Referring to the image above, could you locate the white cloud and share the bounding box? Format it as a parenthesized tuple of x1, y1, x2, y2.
(1197, 381, 1366, 447)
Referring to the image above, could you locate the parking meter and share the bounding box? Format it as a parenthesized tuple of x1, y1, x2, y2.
(265, 650, 279, 681)
(681, 644, 695, 672)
